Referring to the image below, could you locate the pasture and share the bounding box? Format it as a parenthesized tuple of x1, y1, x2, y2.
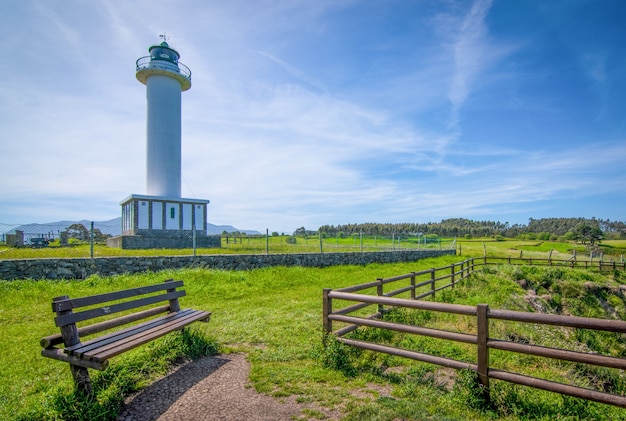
(1, 243, 625, 420)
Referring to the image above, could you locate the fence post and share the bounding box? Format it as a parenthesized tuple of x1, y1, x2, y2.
(410, 272, 416, 300)
(377, 278, 384, 314)
(549, 249, 553, 266)
(192, 225, 197, 256)
(323, 289, 332, 342)
(451, 264, 455, 288)
(89, 221, 94, 259)
(431, 269, 436, 299)
(360, 231, 363, 252)
(477, 303, 490, 401)
(319, 232, 323, 253)
(266, 229, 269, 255)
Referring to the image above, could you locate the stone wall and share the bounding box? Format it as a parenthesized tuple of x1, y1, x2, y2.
(0, 249, 455, 280)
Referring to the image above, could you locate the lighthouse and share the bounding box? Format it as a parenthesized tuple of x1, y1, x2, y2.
(108, 37, 217, 249)
(136, 39, 189, 197)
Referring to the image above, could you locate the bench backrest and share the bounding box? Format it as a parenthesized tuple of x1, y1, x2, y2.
(41, 279, 185, 349)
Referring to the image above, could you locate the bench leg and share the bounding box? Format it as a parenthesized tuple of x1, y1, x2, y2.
(70, 364, 93, 395)
(53, 296, 94, 395)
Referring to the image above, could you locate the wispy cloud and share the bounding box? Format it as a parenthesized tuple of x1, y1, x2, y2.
(257, 51, 327, 93)
(448, 0, 494, 128)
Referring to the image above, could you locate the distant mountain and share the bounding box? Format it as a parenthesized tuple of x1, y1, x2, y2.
(1, 218, 260, 237)
(205, 223, 261, 235)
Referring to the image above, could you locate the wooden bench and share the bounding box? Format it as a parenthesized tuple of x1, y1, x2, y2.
(40, 279, 211, 394)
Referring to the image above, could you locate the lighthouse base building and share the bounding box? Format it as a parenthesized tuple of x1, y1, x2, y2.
(107, 195, 220, 249)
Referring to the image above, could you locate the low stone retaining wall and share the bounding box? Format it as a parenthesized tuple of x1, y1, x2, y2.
(0, 249, 455, 280)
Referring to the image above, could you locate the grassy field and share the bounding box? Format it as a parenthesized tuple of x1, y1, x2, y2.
(2, 235, 624, 260)
(1, 248, 625, 419)
(0, 234, 452, 259)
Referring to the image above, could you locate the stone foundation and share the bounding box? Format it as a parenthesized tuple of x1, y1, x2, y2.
(106, 234, 221, 249)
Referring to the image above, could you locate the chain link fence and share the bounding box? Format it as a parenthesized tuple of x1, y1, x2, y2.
(0, 222, 454, 259)
(0, 221, 121, 258)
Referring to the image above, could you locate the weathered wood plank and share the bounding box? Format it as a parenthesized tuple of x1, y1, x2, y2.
(41, 305, 170, 348)
(65, 309, 199, 356)
(55, 291, 185, 327)
(41, 348, 108, 371)
(52, 280, 183, 312)
(83, 310, 211, 362)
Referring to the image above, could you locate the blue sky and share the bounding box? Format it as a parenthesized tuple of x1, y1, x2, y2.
(1, 0, 625, 233)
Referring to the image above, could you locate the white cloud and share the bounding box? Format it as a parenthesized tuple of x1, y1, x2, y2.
(1, 0, 624, 230)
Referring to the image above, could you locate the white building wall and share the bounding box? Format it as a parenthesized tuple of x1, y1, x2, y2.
(166, 202, 179, 230)
(195, 204, 205, 229)
(183, 204, 192, 230)
(138, 200, 150, 229)
(152, 201, 163, 230)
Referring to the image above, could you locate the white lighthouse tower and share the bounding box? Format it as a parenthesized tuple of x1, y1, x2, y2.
(110, 37, 217, 249)
(136, 38, 189, 197)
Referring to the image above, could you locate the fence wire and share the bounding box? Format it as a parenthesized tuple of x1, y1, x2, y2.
(0, 222, 454, 259)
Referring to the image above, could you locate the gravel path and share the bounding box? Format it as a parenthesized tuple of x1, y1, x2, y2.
(117, 354, 341, 421)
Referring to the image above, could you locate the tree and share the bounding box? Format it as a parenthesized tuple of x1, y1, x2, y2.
(65, 224, 89, 241)
(573, 223, 603, 245)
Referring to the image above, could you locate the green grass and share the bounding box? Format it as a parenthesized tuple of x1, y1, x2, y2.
(457, 238, 593, 258)
(3, 235, 621, 260)
(0, 235, 451, 259)
(1, 255, 625, 420)
(335, 264, 626, 420)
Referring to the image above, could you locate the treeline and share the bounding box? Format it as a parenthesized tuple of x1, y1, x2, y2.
(317, 218, 626, 239)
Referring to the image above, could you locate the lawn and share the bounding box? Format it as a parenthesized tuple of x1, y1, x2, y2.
(1, 250, 624, 420)
(1, 256, 461, 420)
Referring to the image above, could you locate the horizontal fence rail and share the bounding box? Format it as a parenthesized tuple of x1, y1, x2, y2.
(475, 255, 626, 271)
(323, 256, 626, 408)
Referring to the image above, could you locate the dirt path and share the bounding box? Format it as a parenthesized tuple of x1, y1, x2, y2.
(117, 354, 341, 421)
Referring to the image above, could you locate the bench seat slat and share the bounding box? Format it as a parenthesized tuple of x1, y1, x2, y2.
(68, 309, 211, 362)
(88, 310, 211, 362)
(41, 305, 171, 349)
(65, 309, 197, 356)
(55, 291, 185, 327)
(52, 280, 184, 312)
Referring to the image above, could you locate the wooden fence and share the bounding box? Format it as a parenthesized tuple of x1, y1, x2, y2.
(322, 256, 626, 408)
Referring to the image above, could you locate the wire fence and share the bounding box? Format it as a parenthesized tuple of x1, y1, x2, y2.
(0, 222, 455, 259)
(2, 221, 622, 262)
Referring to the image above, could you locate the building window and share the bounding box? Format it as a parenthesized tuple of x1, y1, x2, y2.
(170, 207, 176, 219)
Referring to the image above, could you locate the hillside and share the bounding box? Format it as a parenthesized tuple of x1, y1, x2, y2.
(337, 264, 626, 420)
(0, 218, 260, 237)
